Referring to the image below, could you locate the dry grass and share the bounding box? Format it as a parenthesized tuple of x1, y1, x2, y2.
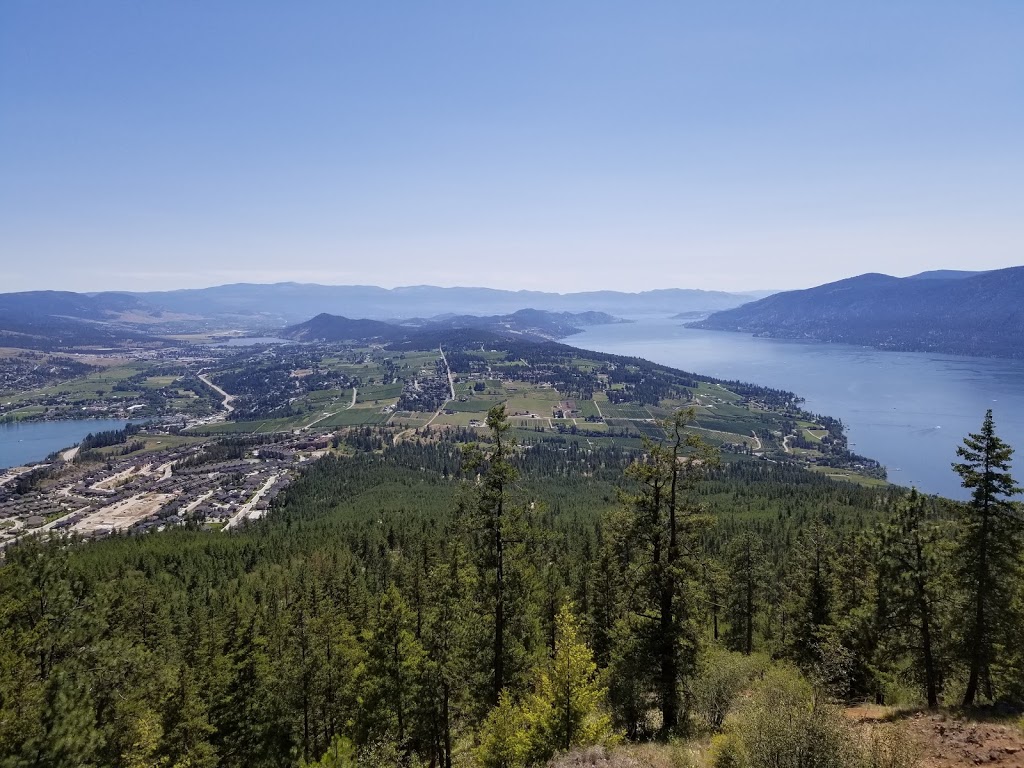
(548, 742, 700, 768)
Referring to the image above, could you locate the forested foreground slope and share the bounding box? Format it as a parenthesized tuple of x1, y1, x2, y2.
(0, 410, 1022, 767)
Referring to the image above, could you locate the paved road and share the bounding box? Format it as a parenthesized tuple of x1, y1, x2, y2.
(198, 373, 235, 416)
(397, 347, 454, 438)
(224, 474, 280, 531)
(439, 346, 456, 401)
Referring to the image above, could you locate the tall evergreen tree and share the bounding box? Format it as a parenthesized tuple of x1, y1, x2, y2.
(464, 405, 540, 708)
(877, 489, 947, 707)
(723, 532, 767, 656)
(952, 409, 1022, 705)
(783, 517, 850, 693)
(608, 409, 717, 736)
(364, 585, 425, 754)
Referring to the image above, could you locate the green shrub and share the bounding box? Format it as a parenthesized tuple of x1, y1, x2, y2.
(707, 733, 743, 768)
(711, 664, 920, 768)
(717, 665, 857, 768)
(477, 692, 531, 768)
(690, 649, 769, 732)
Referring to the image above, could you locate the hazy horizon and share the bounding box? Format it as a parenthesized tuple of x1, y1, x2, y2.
(3, 2, 1022, 293)
(7, 267, 1013, 298)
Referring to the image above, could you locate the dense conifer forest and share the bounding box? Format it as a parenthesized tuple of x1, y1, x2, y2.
(0, 408, 1021, 767)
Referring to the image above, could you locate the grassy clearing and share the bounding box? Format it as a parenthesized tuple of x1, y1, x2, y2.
(602, 403, 652, 420)
(305, 388, 350, 404)
(94, 434, 208, 458)
(321, 409, 390, 427)
(446, 398, 499, 413)
(433, 412, 488, 428)
(389, 413, 433, 429)
(141, 376, 178, 388)
(186, 417, 299, 435)
(808, 465, 889, 488)
(356, 383, 404, 402)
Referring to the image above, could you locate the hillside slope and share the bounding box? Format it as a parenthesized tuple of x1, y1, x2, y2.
(691, 267, 1024, 358)
(281, 309, 620, 343)
(0, 291, 161, 350)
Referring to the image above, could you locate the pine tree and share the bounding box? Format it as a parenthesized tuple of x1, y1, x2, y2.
(476, 605, 609, 767)
(783, 517, 851, 693)
(608, 409, 717, 736)
(952, 409, 1023, 705)
(364, 584, 425, 753)
(160, 663, 219, 768)
(464, 404, 540, 707)
(723, 532, 767, 656)
(417, 531, 474, 768)
(877, 489, 946, 707)
(532, 604, 610, 756)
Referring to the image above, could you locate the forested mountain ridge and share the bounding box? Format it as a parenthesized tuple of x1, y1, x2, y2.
(0, 291, 164, 350)
(280, 309, 621, 343)
(691, 266, 1024, 358)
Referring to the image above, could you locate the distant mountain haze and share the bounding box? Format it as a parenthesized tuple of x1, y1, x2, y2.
(0, 285, 634, 349)
(113, 283, 770, 324)
(8, 270, 1024, 359)
(0, 283, 769, 344)
(691, 266, 1024, 358)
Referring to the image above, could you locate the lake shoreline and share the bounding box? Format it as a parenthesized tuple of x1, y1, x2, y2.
(0, 418, 145, 472)
(566, 317, 1024, 500)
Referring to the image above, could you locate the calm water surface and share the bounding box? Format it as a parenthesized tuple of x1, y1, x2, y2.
(566, 318, 1024, 499)
(0, 419, 137, 470)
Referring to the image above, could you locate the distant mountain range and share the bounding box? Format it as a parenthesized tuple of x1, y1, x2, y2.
(0, 283, 769, 349)
(281, 309, 622, 344)
(117, 283, 769, 326)
(690, 267, 1024, 358)
(0, 291, 163, 350)
(0, 287, 631, 350)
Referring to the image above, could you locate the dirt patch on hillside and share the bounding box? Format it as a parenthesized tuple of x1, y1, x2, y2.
(848, 706, 1024, 767)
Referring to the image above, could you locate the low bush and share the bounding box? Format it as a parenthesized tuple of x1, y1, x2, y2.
(690, 649, 770, 732)
(710, 665, 918, 768)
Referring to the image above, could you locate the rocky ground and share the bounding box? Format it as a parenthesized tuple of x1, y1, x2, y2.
(545, 708, 1024, 768)
(849, 705, 1024, 768)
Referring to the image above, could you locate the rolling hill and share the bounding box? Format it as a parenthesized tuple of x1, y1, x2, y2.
(280, 309, 621, 344)
(0, 291, 162, 350)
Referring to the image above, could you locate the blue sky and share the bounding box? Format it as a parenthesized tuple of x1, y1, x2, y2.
(2, 2, 1022, 293)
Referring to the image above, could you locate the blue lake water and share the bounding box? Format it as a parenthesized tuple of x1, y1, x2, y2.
(566, 318, 1024, 500)
(0, 418, 138, 470)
